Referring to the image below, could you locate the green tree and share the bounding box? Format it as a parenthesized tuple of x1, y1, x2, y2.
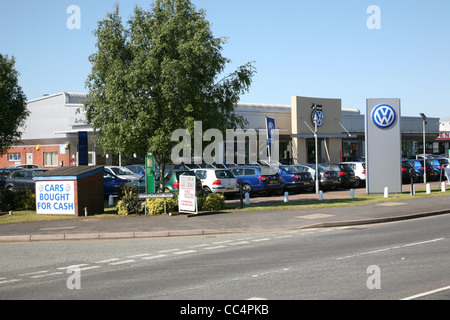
(0, 54, 29, 155)
(84, 0, 255, 190)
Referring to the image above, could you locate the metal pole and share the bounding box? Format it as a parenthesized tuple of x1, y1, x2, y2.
(315, 121, 319, 194)
(423, 120, 427, 184)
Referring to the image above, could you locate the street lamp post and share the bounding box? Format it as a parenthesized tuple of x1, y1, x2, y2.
(312, 104, 323, 194)
(420, 113, 427, 184)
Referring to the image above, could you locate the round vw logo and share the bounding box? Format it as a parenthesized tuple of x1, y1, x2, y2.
(371, 104, 396, 129)
(312, 110, 324, 127)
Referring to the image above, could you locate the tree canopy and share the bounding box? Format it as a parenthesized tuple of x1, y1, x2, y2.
(0, 54, 29, 156)
(84, 0, 255, 188)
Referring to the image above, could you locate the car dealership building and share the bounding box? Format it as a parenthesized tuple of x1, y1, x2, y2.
(0, 92, 448, 169)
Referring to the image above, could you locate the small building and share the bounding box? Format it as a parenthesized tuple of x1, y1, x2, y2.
(34, 166, 104, 216)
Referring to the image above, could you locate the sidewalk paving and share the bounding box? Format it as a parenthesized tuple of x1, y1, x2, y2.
(0, 181, 449, 242)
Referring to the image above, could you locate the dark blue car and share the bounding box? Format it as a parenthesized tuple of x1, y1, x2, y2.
(103, 170, 128, 197)
(230, 166, 283, 195)
(427, 158, 449, 180)
(278, 165, 314, 193)
(409, 159, 438, 182)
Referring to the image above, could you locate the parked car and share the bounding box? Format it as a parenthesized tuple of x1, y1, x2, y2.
(4, 169, 48, 191)
(105, 166, 141, 181)
(342, 162, 366, 187)
(164, 169, 203, 195)
(5, 164, 42, 169)
(103, 170, 128, 196)
(292, 164, 340, 190)
(0, 168, 21, 189)
(194, 168, 239, 196)
(128, 169, 202, 195)
(409, 159, 438, 182)
(428, 158, 449, 180)
(125, 164, 146, 177)
(320, 163, 356, 189)
(230, 166, 283, 195)
(401, 160, 419, 183)
(278, 165, 314, 193)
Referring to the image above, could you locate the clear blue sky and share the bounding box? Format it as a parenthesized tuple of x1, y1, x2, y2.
(1, 0, 449, 118)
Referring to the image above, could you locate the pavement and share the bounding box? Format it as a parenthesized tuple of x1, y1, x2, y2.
(1, 181, 450, 242)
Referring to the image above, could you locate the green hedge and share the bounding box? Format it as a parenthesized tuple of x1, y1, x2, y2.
(0, 189, 36, 212)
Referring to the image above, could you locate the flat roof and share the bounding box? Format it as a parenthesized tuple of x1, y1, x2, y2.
(34, 166, 104, 181)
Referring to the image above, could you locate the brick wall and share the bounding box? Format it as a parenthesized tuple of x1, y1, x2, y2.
(0, 145, 70, 169)
(76, 171, 104, 216)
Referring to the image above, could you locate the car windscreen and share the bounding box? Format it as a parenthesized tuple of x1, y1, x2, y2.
(260, 167, 279, 175)
(402, 161, 413, 168)
(339, 164, 353, 171)
(281, 166, 301, 173)
(215, 170, 235, 178)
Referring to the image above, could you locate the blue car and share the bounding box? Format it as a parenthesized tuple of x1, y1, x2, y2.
(103, 170, 128, 197)
(278, 165, 314, 193)
(230, 166, 283, 195)
(409, 159, 438, 182)
(427, 158, 449, 180)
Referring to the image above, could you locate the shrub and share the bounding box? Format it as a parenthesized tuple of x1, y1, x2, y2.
(201, 193, 225, 212)
(0, 189, 36, 212)
(116, 190, 143, 215)
(0, 189, 15, 212)
(146, 197, 176, 215)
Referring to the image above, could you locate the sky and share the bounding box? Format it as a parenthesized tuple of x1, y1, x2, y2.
(1, 0, 449, 118)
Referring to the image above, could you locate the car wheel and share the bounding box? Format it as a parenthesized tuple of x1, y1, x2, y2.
(203, 186, 212, 196)
(242, 184, 252, 195)
(354, 178, 361, 188)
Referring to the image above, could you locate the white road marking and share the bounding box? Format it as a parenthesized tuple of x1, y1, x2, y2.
(142, 254, 167, 260)
(57, 264, 89, 270)
(228, 241, 249, 246)
(173, 250, 196, 255)
(19, 270, 49, 276)
(252, 238, 271, 242)
(31, 272, 64, 278)
(127, 253, 152, 258)
(337, 238, 445, 260)
(401, 285, 450, 300)
(95, 258, 121, 263)
(0, 279, 22, 285)
(204, 246, 226, 250)
(109, 259, 135, 265)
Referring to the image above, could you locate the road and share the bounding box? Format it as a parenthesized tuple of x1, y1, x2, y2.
(0, 214, 449, 303)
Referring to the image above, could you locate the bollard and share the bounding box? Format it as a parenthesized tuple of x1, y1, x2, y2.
(441, 182, 446, 192)
(318, 190, 323, 201)
(384, 187, 389, 198)
(284, 191, 289, 203)
(245, 192, 250, 205)
(426, 183, 431, 194)
(411, 185, 415, 196)
(108, 194, 113, 206)
(84, 207, 88, 217)
(350, 189, 355, 199)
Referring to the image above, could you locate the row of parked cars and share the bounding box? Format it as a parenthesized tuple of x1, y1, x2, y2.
(1, 156, 447, 199)
(401, 158, 449, 183)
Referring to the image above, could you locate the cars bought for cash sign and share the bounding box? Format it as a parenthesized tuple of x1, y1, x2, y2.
(36, 181, 76, 215)
(178, 175, 197, 214)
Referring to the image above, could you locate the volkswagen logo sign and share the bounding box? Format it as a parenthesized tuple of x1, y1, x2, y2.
(371, 104, 396, 129)
(312, 109, 324, 127)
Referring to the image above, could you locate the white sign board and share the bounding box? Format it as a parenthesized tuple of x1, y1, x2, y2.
(178, 175, 197, 214)
(36, 181, 75, 215)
